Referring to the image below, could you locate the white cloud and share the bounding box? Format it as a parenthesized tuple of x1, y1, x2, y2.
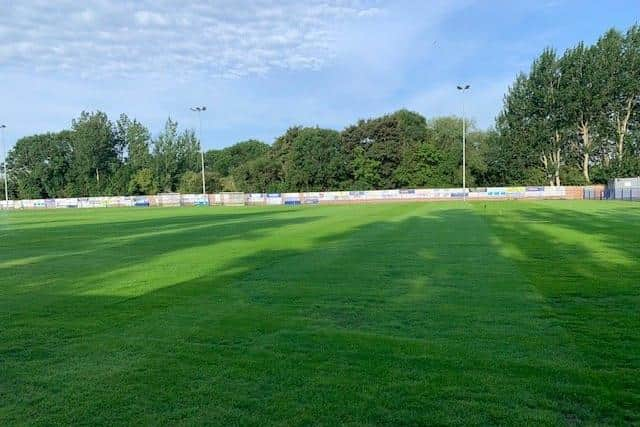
(3, 0, 517, 149)
(134, 10, 168, 26)
(357, 7, 383, 17)
(1, 0, 384, 79)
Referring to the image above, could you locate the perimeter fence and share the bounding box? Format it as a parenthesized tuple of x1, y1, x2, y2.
(0, 186, 592, 210)
(583, 186, 640, 201)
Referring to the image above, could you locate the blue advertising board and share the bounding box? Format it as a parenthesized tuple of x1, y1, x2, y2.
(133, 197, 150, 207)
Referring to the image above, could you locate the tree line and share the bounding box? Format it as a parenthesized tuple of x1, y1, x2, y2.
(3, 24, 639, 199)
(495, 24, 640, 185)
(4, 109, 492, 198)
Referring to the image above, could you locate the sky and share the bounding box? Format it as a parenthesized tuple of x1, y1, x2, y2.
(1, 0, 639, 151)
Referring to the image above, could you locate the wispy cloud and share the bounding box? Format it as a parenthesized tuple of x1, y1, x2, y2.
(3, 0, 634, 148)
(1, 0, 382, 79)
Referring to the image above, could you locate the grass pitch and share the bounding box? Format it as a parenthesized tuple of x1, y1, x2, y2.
(1, 201, 639, 425)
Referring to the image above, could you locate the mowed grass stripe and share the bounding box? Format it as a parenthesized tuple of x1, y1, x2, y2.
(1, 202, 638, 425)
(479, 201, 640, 423)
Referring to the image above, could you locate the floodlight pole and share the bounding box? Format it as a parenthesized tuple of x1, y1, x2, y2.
(199, 113, 205, 196)
(1, 124, 8, 205)
(456, 85, 470, 200)
(190, 106, 207, 195)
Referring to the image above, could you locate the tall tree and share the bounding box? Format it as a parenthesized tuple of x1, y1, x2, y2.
(176, 128, 200, 174)
(429, 117, 486, 187)
(496, 73, 546, 185)
(528, 48, 567, 186)
(152, 118, 181, 192)
(69, 111, 118, 196)
(110, 114, 153, 195)
(475, 129, 506, 186)
(115, 114, 152, 170)
(151, 118, 201, 192)
(560, 43, 604, 183)
(597, 26, 640, 162)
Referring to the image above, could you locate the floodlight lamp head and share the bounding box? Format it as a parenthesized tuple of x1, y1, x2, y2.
(0, 124, 6, 128)
(456, 85, 463, 90)
(201, 106, 207, 111)
(465, 84, 470, 89)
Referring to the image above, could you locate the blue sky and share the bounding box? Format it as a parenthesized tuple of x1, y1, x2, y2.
(1, 0, 638, 151)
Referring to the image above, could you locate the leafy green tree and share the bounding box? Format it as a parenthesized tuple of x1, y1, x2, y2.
(68, 111, 119, 196)
(528, 48, 567, 186)
(497, 49, 574, 187)
(178, 170, 222, 193)
(393, 142, 445, 187)
(277, 127, 347, 191)
(465, 129, 490, 186)
(128, 168, 157, 195)
(360, 114, 402, 188)
(107, 164, 133, 196)
(176, 128, 200, 174)
(232, 156, 283, 193)
(6, 131, 73, 199)
(270, 127, 301, 183)
(152, 118, 180, 192)
(205, 140, 270, 177)
(475, 129, 510, 186)
(428, 117, 486, 187)
(342, 110, 429, 189)
(596, 26, 640, 162)
(115, 114, 152, 170)
(496, 73, 543, 185)
(559, 42, 605, 183)
(108, 114, 153, 195)
(495, 25, 640, 185)
(152, 118, 199, 192)
(351, 146, 381, 189)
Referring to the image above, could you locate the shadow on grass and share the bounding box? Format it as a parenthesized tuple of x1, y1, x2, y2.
(1, 208, 322, 296)
(476, 202, 640, 391)
(2, 203, 639, 425)
(477, 201, 640, 292)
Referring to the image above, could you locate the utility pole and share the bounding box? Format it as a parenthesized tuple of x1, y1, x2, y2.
(190, 106, 207, 195)
(456, 85, 470, 199)
(1, 124, 8, 205)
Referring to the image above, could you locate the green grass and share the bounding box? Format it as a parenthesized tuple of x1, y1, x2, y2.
(1, 201, 639, 425)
